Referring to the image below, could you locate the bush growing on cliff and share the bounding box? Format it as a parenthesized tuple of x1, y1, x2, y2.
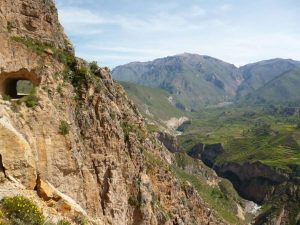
(121, 121, 146, 142)
(59, 120, 70, 135)
(0, 196, 45, 225)
(24, 89, 39, 108)
(57, 220, 71, 225)
(11, 36, 76, 69)
(89, 61, 99, 74)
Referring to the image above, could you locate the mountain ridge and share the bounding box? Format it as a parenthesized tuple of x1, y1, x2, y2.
(112, 54, 300, 110)
(112, 53, 244, 110)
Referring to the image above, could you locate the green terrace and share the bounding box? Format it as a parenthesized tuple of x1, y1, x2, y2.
(178, 105, 300, 174)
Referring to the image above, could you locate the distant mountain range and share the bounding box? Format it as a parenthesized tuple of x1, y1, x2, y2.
(112, 53, 300, 113)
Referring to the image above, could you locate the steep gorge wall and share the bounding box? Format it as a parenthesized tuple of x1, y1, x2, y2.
(0, 0, 73, 51)
(188, 142, 300, 224)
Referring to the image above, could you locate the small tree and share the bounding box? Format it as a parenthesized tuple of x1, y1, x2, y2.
(59, 120, 70, 135)
(89, 61, 99, 74)
(24, 89, 39, 108)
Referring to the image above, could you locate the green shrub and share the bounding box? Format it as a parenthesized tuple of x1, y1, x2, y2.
(103, 66, 111, 73)
(43, 222, 56, 225)
(121, 121, 146, 142)
(89, 61, 99, 74)
(0, 196, 45, 225)
(2, 95, 11, 101)
(128, 196, 139, 207)
(59, 120, 70, 135)
(79, 217, 89, 225)
(0, 209, 9, 225)
(57, 220, 71, 225)
(24, 89, 39, 108)
(57, 85, 63, 95)
(12, 36, 76, 69)
(121, 121, 134, 141)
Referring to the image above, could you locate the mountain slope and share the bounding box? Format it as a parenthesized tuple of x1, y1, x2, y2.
(236, 58, 300, 101)
(112, 53, 244, 110)
(241, 69, 300, 104)
(119, 81, 184, 120)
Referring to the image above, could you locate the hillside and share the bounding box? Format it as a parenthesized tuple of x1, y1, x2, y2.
(113, 54, 300, 223)
(241, 69, 300, 104)
(113, 57, 300, 108)
(112, 53, 244, 110)
(119, 81, 183, 121)
(178, 105, 300, 224)
(236, 58, 300, 101)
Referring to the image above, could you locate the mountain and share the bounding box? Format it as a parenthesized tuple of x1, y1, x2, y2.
(112, 53, 244, 110)
(114, 56, 300, 108)
(236, 58, 300, 102)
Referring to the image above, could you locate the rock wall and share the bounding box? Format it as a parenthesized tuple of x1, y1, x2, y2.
(0, 0, 73, 51)
(157, 132, 181, 153)
(188, 141, 300, 224)
(187, 143, 224, 167)
(214, 162, 288, 204)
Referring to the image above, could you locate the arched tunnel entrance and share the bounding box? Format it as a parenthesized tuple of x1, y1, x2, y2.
(3, 79, 34, 99)
(0, 69, 41, 99)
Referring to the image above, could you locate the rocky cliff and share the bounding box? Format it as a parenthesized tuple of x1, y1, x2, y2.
(0, 1, 227, 224)
(0, 0, 73, 51)
(188, 141, 300, 224)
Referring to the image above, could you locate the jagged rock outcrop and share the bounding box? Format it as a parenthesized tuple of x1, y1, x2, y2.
(157, 132, 181, 153)
(188, 141, 300, 224)
(0, 0, 73, 51)
(0, 1, 227, 224)
(188, 143, 224, 167)
(214, 162, 288, 204)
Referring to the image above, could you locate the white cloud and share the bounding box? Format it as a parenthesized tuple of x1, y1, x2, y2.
(189, 5, 207, 17)
(58, 7, 111, 25)
(219, 4, 233, 12)
(85, 46, 169, 55)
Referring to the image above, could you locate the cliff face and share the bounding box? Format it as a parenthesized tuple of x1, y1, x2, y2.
(0, 0, 73, 51)
(0, 1, 226, 224)
(188, 141, 300, 224)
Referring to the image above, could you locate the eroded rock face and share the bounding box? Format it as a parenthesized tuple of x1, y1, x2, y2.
(157, 132, 181, 153)
(0, 1, 227, 224)
(188, 141, 300, 223)
(0, 0, 73, 52)
(188, 143, 289, 204)
(215, 162, 288, 204)
(188, 143, 224, 167)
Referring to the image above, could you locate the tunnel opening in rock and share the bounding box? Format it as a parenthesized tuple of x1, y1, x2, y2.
(3, 79, 34, 99)
(0, 69, 40, 100)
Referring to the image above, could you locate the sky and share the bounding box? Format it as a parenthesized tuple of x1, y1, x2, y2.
(54, 0, 300, 68)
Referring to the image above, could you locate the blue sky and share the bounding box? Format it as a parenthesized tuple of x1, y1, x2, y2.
(55, 0, 300, 68)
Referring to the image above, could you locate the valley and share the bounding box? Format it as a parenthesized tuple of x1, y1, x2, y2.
(0, 0, 299, 224)
(113, 54, 300, 224)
